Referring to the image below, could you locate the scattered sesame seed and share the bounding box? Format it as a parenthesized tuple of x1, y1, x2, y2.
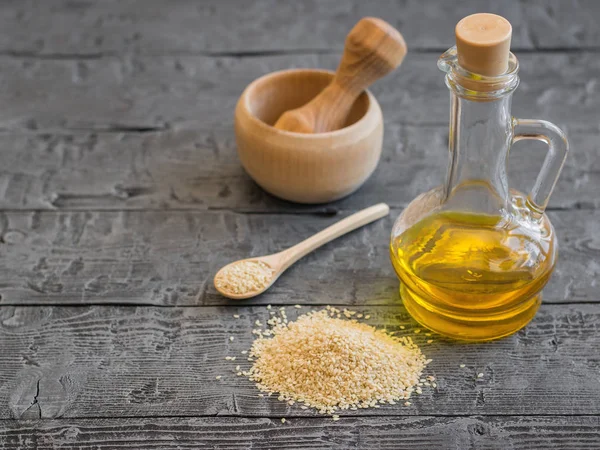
(364, 315, 371, 319)
(426, 339, 433, 344)
(225, 356, 233, 360)
(281, 418, 286, 424)
(404, 401, 411, 406)
(255, 320, 262, 327)
(294, 305, 302, 309)
(241, 350, 248, 354)
(477, 373, 484, 378)
(233, 314, 240, 319)
(229, 336, 235, 341)
(415, 329, 421, 334)
(236, 365, 240, 371)
(400, 325, 405, 330)
(267, 305, 272, 310)
(215, 376, 222, 380)
(460, 364, 466, 368)
(332, 415, 340, 421)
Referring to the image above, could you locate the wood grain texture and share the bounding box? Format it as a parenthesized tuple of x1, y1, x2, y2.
(0, 125, 596, 212)
(0, 209, 595, 306)
(0, 51, 597, 132)
(0, 1, 598, 446)
(1, 415, 600, 450)
(0, 0, 598, 56)
(1, 304, 600, 420)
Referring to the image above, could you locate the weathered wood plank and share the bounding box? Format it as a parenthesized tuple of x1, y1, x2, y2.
(0, 125, 595, 211)
(0, 209, 596, 306)
(1, 304, 599, 420)
(1, 415, 599, 450)
(0, 51, 597, 131)
(0, 0, 598, 56)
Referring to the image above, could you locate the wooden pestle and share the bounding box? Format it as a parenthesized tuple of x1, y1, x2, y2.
(274, 17, 407, 134)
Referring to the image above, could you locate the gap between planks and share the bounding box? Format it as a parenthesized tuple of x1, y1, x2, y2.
(2, 413, 600, 422)
(0, 47, 599, 61)
(0, 301, 599, 308)
(0, 204, 596, 214)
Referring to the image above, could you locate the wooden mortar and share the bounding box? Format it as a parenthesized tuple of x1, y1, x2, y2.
(234, 69, 383, 204)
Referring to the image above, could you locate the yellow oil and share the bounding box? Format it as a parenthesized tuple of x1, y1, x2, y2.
(390, 210, 555, 341)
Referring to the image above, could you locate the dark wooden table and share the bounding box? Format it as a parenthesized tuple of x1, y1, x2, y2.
(0, 1, 599, 448)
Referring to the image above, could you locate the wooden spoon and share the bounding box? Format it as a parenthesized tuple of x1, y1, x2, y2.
(274, 17, 407, 133)
(214, 203, 390, 299)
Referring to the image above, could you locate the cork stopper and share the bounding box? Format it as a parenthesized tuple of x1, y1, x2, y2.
(455, 13, 512, 76)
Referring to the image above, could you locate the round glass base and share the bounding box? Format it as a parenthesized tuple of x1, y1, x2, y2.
(400, 284, 541, 342)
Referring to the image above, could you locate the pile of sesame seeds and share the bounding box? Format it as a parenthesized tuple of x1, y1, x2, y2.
(215, 260, 274, 295)
(233, 306, 432, 417)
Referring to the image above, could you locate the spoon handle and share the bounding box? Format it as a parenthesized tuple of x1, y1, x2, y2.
(280, 203, 390, 271)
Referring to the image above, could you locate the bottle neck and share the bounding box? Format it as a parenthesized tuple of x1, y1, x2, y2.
(444, 91, 513, 214)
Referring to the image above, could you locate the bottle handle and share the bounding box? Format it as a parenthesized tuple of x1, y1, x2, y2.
(511, 118, 569, 214)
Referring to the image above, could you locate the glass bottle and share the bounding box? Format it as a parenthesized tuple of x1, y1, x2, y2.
(389, 14, 569, 341)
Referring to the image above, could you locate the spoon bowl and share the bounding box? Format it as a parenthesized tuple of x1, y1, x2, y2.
(214, 254, 283, 300)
